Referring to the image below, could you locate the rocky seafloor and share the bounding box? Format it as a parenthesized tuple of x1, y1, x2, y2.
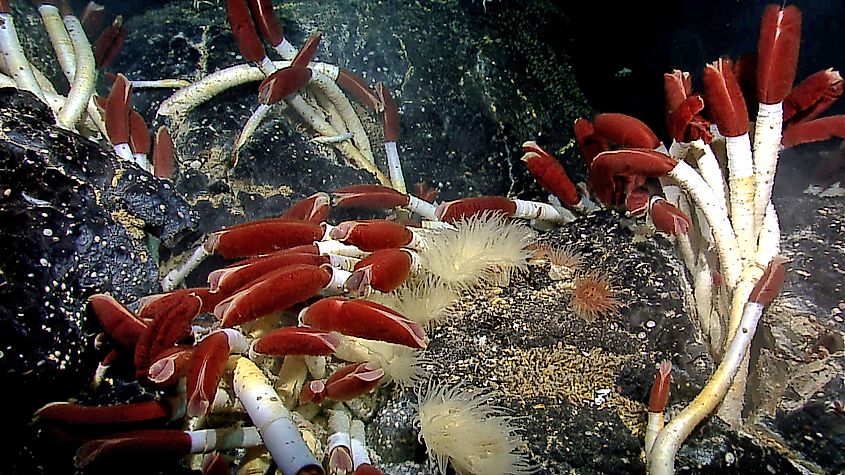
(1, 0, 843, 474)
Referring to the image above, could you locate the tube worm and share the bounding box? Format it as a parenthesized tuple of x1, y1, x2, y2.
(133, 292, 202, 378)
(128, 110, 152, 171)
(781, 115, 845, 148)
(258, 66, 312, 105)
(207, 252, 328, 295)
(648, 196, 692, 235)
(226, 0, 275, 75)
(291, 32, 321, 68)
(436, 196, 515, 223)
(520, 141, 582, 208)
(703, 58, 756, 260)
(753, 5, 801, 237)
(205, 219, 326, 259)
(93, 16, 125, 69)
(346, 248, 415, 294)
(214, 264, 332, 327)
(147, 345, 193, 386)
(105, 73, 134, 160)
(89, 293, 147, 349)
(783, 68, 842, 124)
(329, 220, 417, 252)
(35, 1, 76, 83)
(350, 419, 383, 474)
(0, 2, 47, 101)
(300, 297, 428, 349)
(281, 192, 331, 223)
(332, 184, 438, 220)
(336, 68, 383, 112)
(186, 329, 248, 417)
(377, 82, 406, 193)
(152, 126, 175, 178)
(233, 357, 324, 475)
(324, 362, 385, 401)
(34, 399, 174, 428)
(247, 0, 296, 59)
(80, 1, 105, 38)
(648, 257, 786, 475)
(592, 113, 661, 149)
(644, 360, 672, 459)
(75, 426, 263, 469)
(254, 327, 340, 356)
(54, 0, 98, 129)
(326, 408, 354, 472)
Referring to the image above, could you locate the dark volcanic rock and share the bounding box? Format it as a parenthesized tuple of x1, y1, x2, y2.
(0, 89, 194, 473)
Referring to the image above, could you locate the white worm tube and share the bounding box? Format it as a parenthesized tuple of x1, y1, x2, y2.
(752, 102, 784, 237)
(59, 9, 97, 129)
(724, 133, 755, 261)
(0, 10, 46, 101)
(233, 357, 322, 475)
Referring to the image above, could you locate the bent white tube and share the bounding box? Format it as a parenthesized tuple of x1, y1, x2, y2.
(648, 300, 765, 475)
(0, 10, 46, 101)
(58, 9, 97, 129)
(233, 357, 322, 475)
(162, 244, 210, 291)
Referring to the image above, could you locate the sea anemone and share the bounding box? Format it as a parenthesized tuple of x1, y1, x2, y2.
(414, 381, 536, 475)
(368, 276, 460, 329)
(420, 213, 535, 288)
(569, 269, 621, 321)
(332, 335, 430, 388)
(532, 243, 583, 280)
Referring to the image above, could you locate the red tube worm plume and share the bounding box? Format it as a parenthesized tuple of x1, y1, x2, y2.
(333, 184, 409, 209)
(435, 196, 516, 223)
(89, 294, 147, 349)
(301, 297, 428, 349)
(105, 73, 131, 145)
(281, 191, 330, 223)
(329, 220, 414, 251)
(207, 252, 327, 295)
(93, 16, 126, 69)
(128, 110, 150, 156)
(573, 118, 608, 167)
(214, 263, 332, 327)
(592, 113, 661, 149)
(133, 292, 202, 379)
(186, 332, 230, 417)
(649, 196, 692, 235)
(703, 58, 749, 137)
(257, 66, 312, 105)
(781, 116, 845, 148)
(0, 0, 9, 13)
(783, 68, 843, 124)
(377, 82, 401, 143)
(75, 429, 193, 469)
(147, 345, 193, 386)
(202, 453, 230, 475)
(152, 126, 175, 178)
(300, 379, 327, 404)
(757, 4, 802, 104)
(246, 0, 283, 47)
(226, 0, 266, 64)
(254, 327, 340, 356)
(291, 32, 322, 68)
(203, 219, 324, 259)
(325, 362, 385, 401)
(625, 187, 650, 218)
(80, 2, 106, 39)
(347, 248, 413, 293)
(337, 68, 383, 112)
(664, 70, 711, 143)
(520, 141, 581, 207)
(590, 149, 677, 178)
(354, 465, 384, 475)
(749, 255, 787, 306)
(648, 360, 672, 413)
(34, 399, 173, 427)
(569, 269, 621, 322)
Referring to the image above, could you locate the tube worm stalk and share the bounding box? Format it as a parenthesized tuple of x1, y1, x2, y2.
(327, 407, 354, 472)
(130, 79, 191, 89)
(233, 357, 324, 475)
(648, 257, 786, 475)
(644, 361, 672, 459)
(667, 160, 742, 288)
(232, 102, 274, 165)
(310, 64, 375, 162)
(0, 6, 47, 101)
(36, 3, 77, 83)
(58, 4, 97, 129)
(752, 102, 783, 237)
(350, 419, 375, 470)
(161, 244, 210, 291)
